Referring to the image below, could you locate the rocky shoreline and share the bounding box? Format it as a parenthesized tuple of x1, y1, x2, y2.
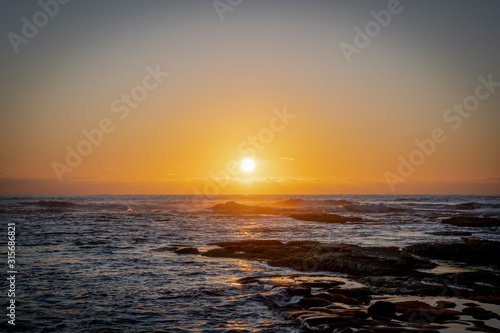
(174, 239, 500, 332)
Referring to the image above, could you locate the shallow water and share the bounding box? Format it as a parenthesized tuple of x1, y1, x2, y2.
(1, 195, 499, 332)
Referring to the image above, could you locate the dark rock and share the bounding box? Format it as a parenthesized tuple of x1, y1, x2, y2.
(403, 239, 500, 265)
(152, 246, 178, 252)
(429, 231, 472, 236)
(368, 301, 396, 318)
(333, 328, 353, 333)
(435, 301, 456, 308)
(443, 271, 500, 290)
(463, 302, 479, 307)
(456, 202, 477, 210)
(298, 297, 331, 308)
(395, 301, 462, 323)
(299, 280, 345, 288)
(211, 201, 281, 214)
(204, 239, 436, 277)
(358, 328, 439, 333)
(210, 239, 284, 247)
(285, 310, 324, 320)
(301, 315, 353, 326)
(174, 247, 200, 255)
(272, 198, 355, 208)
(317, 293, 362, 305)
(361, 276, 457, 296)
(467, 295, 500, 305)
(469, 320, 500, 332)
(462, 306, 498, 319)
(286, 286, 311, 296)
(394, 301, 434, 312)
(327, 287, 372, 299)
(290, 213, 363, 223)
(442, 216, 500, 227)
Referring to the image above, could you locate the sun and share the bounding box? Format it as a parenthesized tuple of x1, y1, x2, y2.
(241, 158, 255, 172)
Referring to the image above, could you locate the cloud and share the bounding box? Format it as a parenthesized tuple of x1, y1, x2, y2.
(280, 157, 295, 161)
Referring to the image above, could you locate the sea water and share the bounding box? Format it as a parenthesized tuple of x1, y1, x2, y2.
(1, 195, 499, 332)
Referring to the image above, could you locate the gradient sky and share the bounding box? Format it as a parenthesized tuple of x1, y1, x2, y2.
(1, 0, 499, 195)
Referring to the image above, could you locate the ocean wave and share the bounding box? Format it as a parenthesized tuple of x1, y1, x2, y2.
(271, 198, 356, 208)
(405, 201, 500, 211)
(34, 200, 78, 208)
(211, 201, 282, 214)
(343, 203, 407, 213)
(22, 200, 130, 212)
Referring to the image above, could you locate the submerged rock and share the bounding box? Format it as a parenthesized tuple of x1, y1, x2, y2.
(298, 297, 331, 308)
(211, 201, 282, 214)
(435, 301, 456, 308)
(174, 247, 200, 255)
(429, 231, 472, 236)
(152, 245, 178, 252)
(203, 239, 436, 277)
(237, 273, 497, 333)
(368, 301, 396, 318)
(290, 213, 363, 223)
(403, 239, 500, 265)
(286, 286, 312, 296)
(441, 216, 500, 227)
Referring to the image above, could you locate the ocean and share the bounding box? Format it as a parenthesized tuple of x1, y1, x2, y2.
(1, 195, 499, 332)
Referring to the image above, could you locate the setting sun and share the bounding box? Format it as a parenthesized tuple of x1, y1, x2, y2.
(241, 158, 255, 172)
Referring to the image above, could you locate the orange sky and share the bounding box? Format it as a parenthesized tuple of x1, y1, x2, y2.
(1, 0, 499, 195)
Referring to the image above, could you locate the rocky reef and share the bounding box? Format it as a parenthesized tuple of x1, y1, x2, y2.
(177, 239, 500, 332)
(441, 216, 500, 227)
(289, 213, 363, 224)
(404, 239, 500, 265)
(203, 239, 436, 277)
(237, 274, 500, 332)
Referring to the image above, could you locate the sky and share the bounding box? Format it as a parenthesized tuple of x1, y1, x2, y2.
(1, 0, 499, 195)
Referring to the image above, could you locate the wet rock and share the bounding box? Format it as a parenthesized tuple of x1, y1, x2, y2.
(361, 276, 455, 296)
(394, 301, 435, 312)
(367, 301, 396, 318)
(441, 271, 500, 291)
(327, 287, 372, 299)
(204, 239, 436, 277)
(272, 198, 355, 208)
(462, 306, 498, 320)
(467, 295, 500, 305)
(314, 293, 362, 305)
(435, 301, 456, 308)
(286, 286, 311, 296)
(152, 245, 178, 252)
(456, 202, 477, 210)
(290, 213, 363, 223)
(442, 216, 500, 227)
(333, 328, 353, 333)
(174, 247, 200, 255)
(301, 314, 354, 327)
(395, 301, 462, 322)
(403, 239, 500, 265)
(285, 310, 326, 320)
(357, 329, 439, 333)
(299, 280, 345, 288)
(298, 297, 331, 308)
(211, 201, 282, 214)
(463, 302, 479, 307)
(429, 231, 472, 236)
(211, 239, 284, 247)
(469, 320, 500, 332)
